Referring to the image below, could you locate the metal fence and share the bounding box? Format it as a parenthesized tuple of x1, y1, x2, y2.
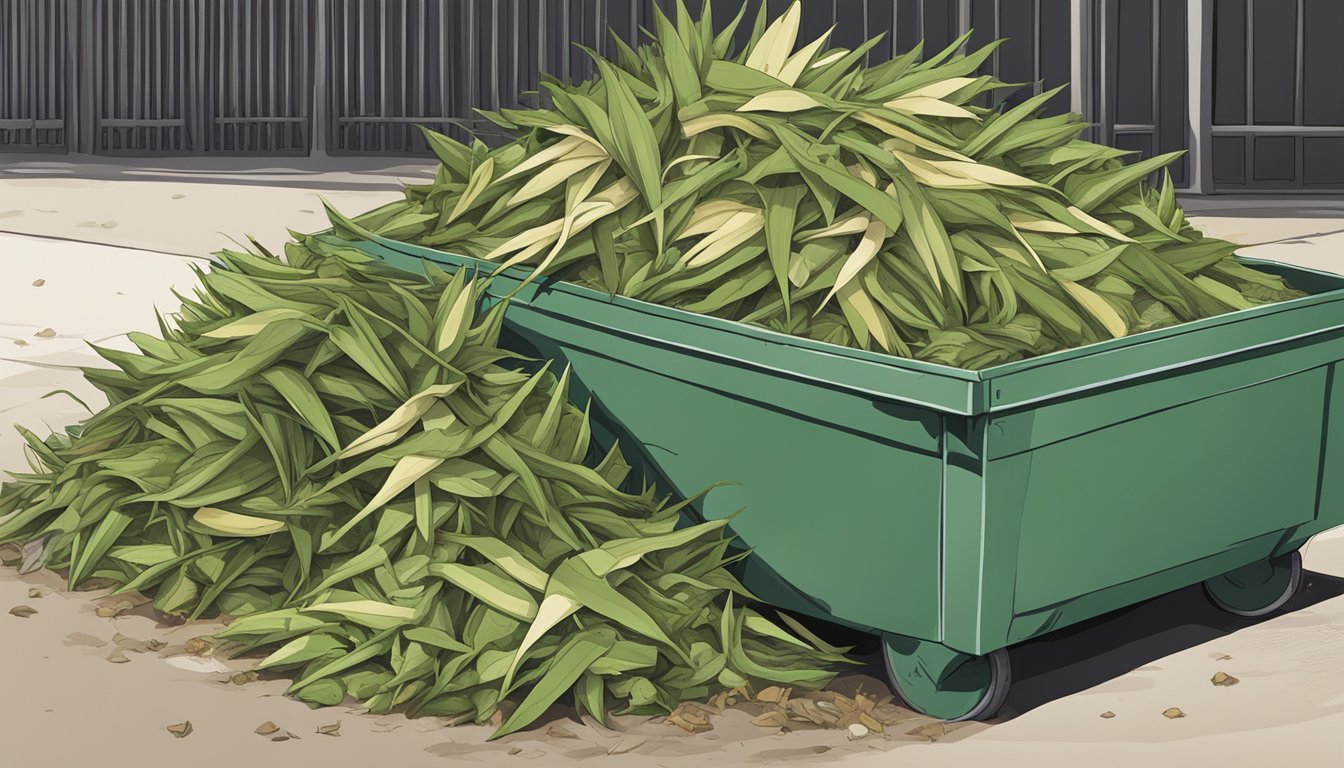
(1, 0, 1092, 157)
(1209, 0, 1344, 191)
(209, 0, 314, 154)
(0, 0, 69, 151)
(7, 1, 1338, 192)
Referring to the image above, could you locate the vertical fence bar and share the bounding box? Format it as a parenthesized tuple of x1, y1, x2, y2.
(1097, 0, 1110, 146)
(1152, 0, 1159, 157)
(1193, 0, 1212, 192)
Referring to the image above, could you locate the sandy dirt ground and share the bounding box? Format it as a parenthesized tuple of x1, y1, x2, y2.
(2, 170, 1343, 767)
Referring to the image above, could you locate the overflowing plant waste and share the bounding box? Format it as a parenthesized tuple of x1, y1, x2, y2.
(0, 236, 851, 736)
(330, 0, 1302, 369)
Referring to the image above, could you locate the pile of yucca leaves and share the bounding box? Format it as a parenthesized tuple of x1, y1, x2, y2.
(338, 0, 1301, 369)
(0, 236, 849, 736)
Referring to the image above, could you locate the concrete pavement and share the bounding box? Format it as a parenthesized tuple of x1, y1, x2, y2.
(2, 170, 1343, 766)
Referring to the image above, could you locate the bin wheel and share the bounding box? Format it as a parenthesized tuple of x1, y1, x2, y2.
(1203, 549, 1302, 618)
(882, 634, 1011, 722)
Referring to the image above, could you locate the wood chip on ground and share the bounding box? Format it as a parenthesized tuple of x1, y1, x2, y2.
(664, 703, 713, 734)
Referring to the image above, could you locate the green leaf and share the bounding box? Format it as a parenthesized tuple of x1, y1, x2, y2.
(428, 563, 539, 620)
(259, 633, 349, 670)
(493, 627, 617, 738)
(1067, 151, 1184, 212)
(259, 367, 340, 450)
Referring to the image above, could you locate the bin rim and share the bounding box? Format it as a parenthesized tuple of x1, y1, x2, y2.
(324, 229, 1344, 370)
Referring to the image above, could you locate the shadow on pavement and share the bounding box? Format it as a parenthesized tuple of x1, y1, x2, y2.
(995, 569, 1344, 719)
(0, 152, 437, 191)
(1178, 195, 1344, 219)
(807, 569, 1344, 721)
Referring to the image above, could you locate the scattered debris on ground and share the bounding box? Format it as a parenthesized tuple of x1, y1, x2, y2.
(166, 721, 193, 738)
(1212, 671, 1240, 687)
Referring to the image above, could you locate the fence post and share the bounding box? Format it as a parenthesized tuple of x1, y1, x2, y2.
(1186, 0, 1211, 194)
(311, 0, 328, 156)
(1069, 0, 1091, 132)
(68, 0, 89, 153)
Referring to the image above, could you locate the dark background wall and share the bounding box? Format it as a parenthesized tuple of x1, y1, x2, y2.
(0, 1, 1340, 192)
(1210, 0, 1344, 190)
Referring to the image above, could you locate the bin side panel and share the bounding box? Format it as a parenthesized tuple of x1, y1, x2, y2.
(1313, 363, 1344, 533)
(1005, 366, 1327, 617)
(507, 313, 946, 640)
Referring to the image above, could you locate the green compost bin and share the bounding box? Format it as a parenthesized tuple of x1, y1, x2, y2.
(331, 231, 1344, 721)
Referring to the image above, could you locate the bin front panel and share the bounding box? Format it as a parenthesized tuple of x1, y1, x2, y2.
(507, 311, 947, 639)
(1003, 366, 1327, 617)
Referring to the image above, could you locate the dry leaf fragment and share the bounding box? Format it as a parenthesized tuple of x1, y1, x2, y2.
(858, 712, 884, 733)
(171, 194, 186, 200)
(271, 735, 290, 742)
(1211, 672, 1239, 687)
(1, 543, 24, 563)
(13, 340, 27, 347)
(255, 721, 280, 736)
(166, 721, 193, 738)
(317, 721, 341, 736)
(96, 600, 134, 618)
(183, 637, 213, 656)
(27, 588, 42, 599)
(106, 649, 130, 664)
(34, 328, 56, 338)
(755, 685, 788, 704)
(285, 731, 301, 740)
(815, 700, 844, 717)
(751, 711, 790, 729)
(508, 747, 523, 755)
(787, 699, 835, 726)
(1216, 654, 1233, 661)
(846, 723, 870, 741)
(32, 279, 45, 287)
(232, 671, 259, 685)
(1100, 711, 1116, 719)
(9, 605, 37, 618)
(113, 633, 164, 653)
(545, 724, 578, 739)
(1163, 708, 1185, 719)
(665, 704, 713, 734)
